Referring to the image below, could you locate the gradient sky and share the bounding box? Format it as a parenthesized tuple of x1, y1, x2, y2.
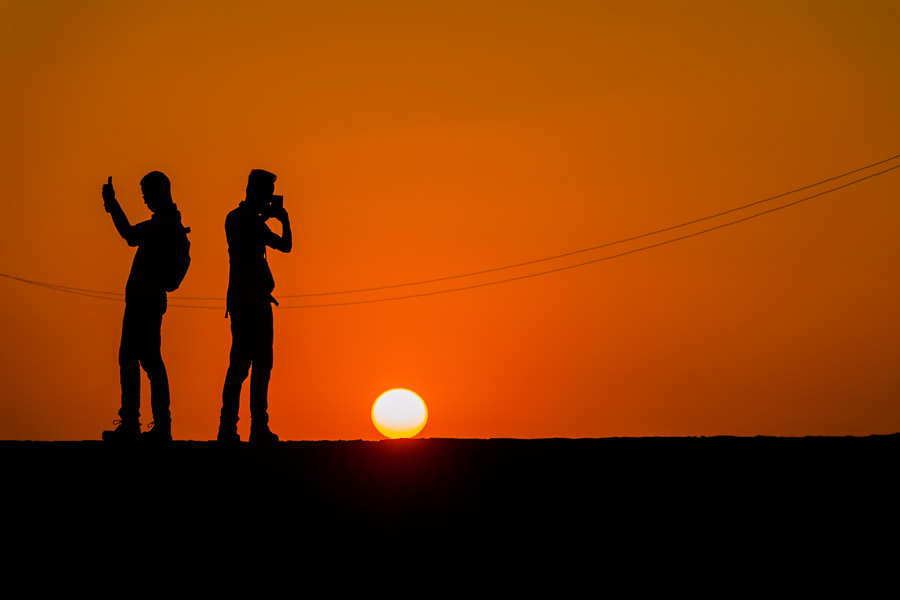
(1, 0, 898, 440)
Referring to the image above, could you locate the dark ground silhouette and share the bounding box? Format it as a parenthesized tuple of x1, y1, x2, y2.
(4, 435, 896, 590)
(4, 436, 895, 547)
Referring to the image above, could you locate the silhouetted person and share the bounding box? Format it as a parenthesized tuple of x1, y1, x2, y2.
(101, 172, 190, 443)
(219, 169, 292, 443)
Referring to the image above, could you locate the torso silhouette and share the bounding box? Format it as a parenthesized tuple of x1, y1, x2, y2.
(110, 202, 185, 310)
(123, 209, 184, 308)
(225, 202, 283, 310)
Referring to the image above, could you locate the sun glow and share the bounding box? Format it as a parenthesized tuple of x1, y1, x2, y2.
(372, 389, 428, 439)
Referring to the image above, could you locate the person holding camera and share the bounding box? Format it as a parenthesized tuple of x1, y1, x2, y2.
(101, 171, 189, 443)
(219, 169, 292, 443)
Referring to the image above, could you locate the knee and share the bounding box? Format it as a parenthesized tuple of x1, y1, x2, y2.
(255, 352, 273, 373)
(140, 355, 167, 377)
(226, 362, 251, 382)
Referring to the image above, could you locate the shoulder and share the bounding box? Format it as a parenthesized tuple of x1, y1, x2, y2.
(226, 205, 250, 226)
(149, 211, 184, 235)
(225, 207, 242, 231)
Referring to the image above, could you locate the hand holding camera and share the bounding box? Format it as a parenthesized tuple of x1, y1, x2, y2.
(268, 194, 288, 222)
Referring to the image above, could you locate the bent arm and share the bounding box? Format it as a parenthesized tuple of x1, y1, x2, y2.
(266, 211, 292, 253)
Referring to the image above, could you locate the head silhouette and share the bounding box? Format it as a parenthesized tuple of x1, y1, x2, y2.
(140, 171, 174, 213)
(245, 169, 277, 212)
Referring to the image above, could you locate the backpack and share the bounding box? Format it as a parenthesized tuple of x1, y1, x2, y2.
(162, 225, 191, 292)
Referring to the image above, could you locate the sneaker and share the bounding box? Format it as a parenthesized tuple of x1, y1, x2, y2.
(102, 419, 141, 443)
(142, 421, 172, 443)
(249, 425, 279, 444)
(217, 423, 240, 444)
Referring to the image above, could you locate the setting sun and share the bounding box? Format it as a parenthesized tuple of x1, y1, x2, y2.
(372, 389, 428, 439)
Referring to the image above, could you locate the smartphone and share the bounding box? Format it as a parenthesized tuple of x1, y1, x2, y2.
(271, 195, 284, 211)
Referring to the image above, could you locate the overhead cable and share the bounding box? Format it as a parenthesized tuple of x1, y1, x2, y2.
(1, 155, 897, 309)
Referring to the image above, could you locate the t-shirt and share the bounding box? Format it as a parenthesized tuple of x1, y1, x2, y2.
(225, 202, 281, 310)
(124, 208, 185, 311)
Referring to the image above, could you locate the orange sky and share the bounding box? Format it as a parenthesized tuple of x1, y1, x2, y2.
(1, 0, 898, 440)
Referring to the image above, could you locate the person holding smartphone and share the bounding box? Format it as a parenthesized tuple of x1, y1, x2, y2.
(101, 171, 189, 443)
(219, 169, 292, 443)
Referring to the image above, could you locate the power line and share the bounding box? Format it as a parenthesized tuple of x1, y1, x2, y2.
(174, 153, 900, 300)
(276, 152, 900, 298)
(0, 273, 124, 302)
(276, 163, 900, 309)
(2, 157, 898, 309)
(7, 154, 900, 302)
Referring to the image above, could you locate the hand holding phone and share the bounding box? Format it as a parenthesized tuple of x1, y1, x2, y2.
(102, 176, 117, 212)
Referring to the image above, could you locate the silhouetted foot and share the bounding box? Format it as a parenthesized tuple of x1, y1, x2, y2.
(249, 425, 279, 444)
(102, 420, 141, 443)
(142, 421, 172, 443)
(217, 423, 240, 444)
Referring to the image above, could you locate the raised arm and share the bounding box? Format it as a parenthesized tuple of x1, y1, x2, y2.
(102, 176, 141, 246)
